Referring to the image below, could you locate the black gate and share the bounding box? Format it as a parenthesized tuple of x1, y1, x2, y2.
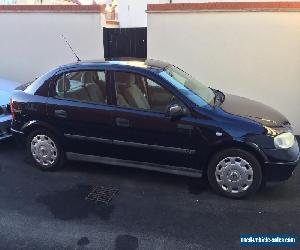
(103, 27, 147, 59)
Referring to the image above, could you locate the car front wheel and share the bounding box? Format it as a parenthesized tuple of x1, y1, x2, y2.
(26, 129, 65, 171)
(207, 148, 262, 198)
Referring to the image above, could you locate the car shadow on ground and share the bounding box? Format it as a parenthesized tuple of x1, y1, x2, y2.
(63, 159, 208, 193)
(62, 159, 300, 203)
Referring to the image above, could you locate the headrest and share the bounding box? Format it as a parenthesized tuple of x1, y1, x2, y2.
(115, 72, 135, 87)
(81, 71, 99, 84)
(57, 77, 70, 92)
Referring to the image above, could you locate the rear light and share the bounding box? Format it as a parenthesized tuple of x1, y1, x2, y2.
(10, 98, 16, 120)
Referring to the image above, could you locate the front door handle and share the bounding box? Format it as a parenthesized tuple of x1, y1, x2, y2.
(54, 109, 67, 118)
(115, 117, 130, 127)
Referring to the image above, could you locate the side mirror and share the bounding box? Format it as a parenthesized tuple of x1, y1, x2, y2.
(167, 103, 185, 118)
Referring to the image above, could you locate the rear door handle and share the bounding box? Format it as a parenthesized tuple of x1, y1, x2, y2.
(54, 109, 67, 118)
(115, 117, 130, 127)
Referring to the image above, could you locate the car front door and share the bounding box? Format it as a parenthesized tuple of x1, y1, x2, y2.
(47, 69, 115, 158)
(110, 70, 197, 169)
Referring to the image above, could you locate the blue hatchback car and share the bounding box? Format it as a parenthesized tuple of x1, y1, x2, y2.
(0, 78, 23, 140)
(10, 59, 299, 198)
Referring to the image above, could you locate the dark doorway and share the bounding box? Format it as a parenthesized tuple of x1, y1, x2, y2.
(103, 27, 147, 59)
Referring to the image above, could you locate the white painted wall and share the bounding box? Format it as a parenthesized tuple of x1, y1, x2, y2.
(148, 11, 300, 134)
(0, 12, 103, 83)
(158, 0, 287, 2)
(117, 0, 159, 27)
(116, 0, 297, 27)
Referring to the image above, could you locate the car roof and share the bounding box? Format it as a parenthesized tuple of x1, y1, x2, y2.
(59, 58, 171, 71)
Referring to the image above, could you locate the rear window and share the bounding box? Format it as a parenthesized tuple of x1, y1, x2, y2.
(15, 82, 32, 91)
(24, 68, 58, 95)
(24, 75, 49, 94)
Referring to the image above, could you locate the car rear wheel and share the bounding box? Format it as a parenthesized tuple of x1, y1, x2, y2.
(26, 129, 64, 171)
(207, 148, 262, 198)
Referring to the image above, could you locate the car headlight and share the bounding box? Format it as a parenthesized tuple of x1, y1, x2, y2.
(274, 132, 295, 149)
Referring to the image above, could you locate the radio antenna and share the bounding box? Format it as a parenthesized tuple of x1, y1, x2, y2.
(61, 34, 81, 62)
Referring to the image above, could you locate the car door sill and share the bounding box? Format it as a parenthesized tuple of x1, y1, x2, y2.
(64, 133, 196, 155)
(66, 152, 202, 178)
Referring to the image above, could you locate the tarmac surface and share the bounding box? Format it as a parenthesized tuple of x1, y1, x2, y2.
(0, 138, 299, 249)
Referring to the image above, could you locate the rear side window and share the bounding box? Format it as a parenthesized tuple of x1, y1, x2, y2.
(55, 71, 107, 104)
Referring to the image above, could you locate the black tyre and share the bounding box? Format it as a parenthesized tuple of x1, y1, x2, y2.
(207, 148, 262, 198)
(26, 129, 65, 171)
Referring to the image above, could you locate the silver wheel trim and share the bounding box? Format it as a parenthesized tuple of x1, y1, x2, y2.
(215, 157, 254, 194)
(31, 134, 58, 167)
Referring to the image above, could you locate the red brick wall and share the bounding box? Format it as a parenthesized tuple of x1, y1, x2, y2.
(147, 2, 300, 12)
(0, 4, 105, 13)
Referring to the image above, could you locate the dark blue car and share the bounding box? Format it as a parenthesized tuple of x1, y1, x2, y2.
(10, 59, 299, 198)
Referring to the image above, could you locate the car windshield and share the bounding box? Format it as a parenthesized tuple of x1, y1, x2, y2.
(162, 65, 215, 106)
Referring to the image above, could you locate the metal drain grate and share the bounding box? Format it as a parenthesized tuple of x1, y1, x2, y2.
(86, 185, 119, 205)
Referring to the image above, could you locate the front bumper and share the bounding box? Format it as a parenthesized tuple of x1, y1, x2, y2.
(262, 138, 300, 181)
(264, 154, 299, 181)
(0, 114, 12, 140)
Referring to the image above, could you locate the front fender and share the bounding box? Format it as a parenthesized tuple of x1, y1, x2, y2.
(207, 138, 268, 166)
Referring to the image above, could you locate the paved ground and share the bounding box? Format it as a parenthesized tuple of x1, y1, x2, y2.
(0, 138, 299, 250)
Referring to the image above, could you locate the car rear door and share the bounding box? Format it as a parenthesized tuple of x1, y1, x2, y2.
(110, 69, 197, 168)
(46, 69, 115, 158)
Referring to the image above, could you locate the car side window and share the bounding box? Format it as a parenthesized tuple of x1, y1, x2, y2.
(115, 71, 186, 113)
(55, 71, 107, 104)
